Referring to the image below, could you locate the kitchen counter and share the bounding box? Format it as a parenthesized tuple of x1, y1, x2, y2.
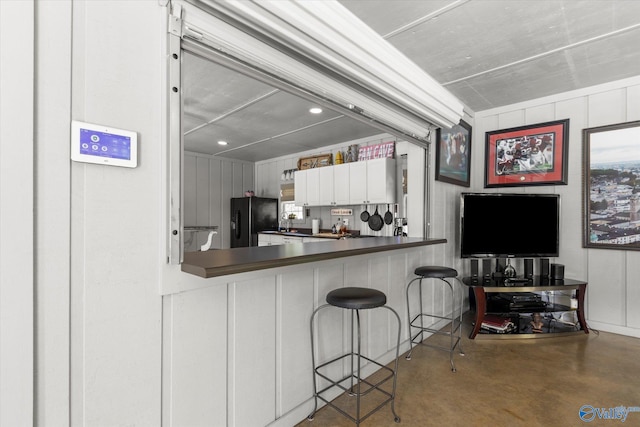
(259, 230, 371, 239)
(182, 236, 446, 278)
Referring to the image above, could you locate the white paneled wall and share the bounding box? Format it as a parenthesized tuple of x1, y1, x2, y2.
(473, 77, 640, 336)
(184, 152, 254, 250)
(163, 244, 454, 427)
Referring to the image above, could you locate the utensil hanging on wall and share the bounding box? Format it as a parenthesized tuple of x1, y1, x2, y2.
(360, 205, 370, 222)
(368, 206, 384, 231)
(384, 204, 393, 225)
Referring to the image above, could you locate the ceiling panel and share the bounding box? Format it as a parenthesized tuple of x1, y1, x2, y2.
(339, 0, 451, 36)
(348, 0, 640, 110)
(182, 0, 640, 161)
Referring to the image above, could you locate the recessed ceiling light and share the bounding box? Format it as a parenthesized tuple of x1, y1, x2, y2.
(309, 107, 323, 114)
(218, 140, 228, 146)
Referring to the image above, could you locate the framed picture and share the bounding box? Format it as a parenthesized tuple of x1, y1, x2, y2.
(436, 119, 471, 187)
(583, 120, 640, 250)
(485, 119, 569, 187)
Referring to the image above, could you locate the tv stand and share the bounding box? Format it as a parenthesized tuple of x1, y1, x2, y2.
(462, 276, 588, 339)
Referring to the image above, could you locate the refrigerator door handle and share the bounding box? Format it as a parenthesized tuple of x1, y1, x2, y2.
(234, 211, 241, 239)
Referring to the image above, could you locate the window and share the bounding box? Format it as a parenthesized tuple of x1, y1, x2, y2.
(281, 201, 303, 223)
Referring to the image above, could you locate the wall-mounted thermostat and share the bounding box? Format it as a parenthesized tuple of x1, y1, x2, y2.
(71, 120, 137, 168)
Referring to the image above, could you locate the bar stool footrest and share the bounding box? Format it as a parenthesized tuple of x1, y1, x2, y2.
(313, 352, 396, 424)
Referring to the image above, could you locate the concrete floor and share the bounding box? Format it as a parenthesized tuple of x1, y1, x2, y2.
(298, 320, 640, 427)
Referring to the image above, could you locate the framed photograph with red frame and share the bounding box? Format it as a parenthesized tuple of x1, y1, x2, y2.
(485, 119, 569, 187)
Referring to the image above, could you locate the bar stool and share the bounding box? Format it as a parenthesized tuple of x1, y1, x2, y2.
(308, 287, 401, 425)
(405, 266, 465, 372)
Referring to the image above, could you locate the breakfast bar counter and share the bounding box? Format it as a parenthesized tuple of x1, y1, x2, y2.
(164, 236, 451, 426)
(182, 236, 446, 278)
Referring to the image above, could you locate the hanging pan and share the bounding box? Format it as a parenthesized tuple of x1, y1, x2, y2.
(384, 204, 393, 225)
(368, 206, 384, 231)
(360, 205, 370, 222)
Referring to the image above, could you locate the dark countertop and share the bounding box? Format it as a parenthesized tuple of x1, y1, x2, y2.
(182, 237, 447, 278)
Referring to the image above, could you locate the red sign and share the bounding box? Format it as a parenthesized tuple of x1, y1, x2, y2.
(358, 141, 395, 161)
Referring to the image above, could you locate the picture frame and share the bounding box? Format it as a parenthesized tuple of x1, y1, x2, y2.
(485, 119, 569, 187)
(436, 119, 471, 187)
(583, 120, 640, 250)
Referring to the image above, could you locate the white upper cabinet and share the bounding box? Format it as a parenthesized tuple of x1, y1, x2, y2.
(349, 158, 395, 204)
(348, 161, 367, 204)
(295, 158, 395, 206)
(294, 168, 308, 206)
(294, 168, 320, 206)
(318, 166, 334, 205)
(366, 158, 396, 204)
(306, 168, 320, 206)
(332, 163, 350, 205)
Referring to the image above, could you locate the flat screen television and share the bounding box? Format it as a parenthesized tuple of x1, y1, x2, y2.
(460, 193, 560, 258)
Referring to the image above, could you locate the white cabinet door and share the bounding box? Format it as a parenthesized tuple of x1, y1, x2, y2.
(333, 163, 350, 205)
(258, 233, 272, 246)
(306, 168, 320, 206)
(294, 169, 308, 206)
(318, 166, 334, 206)
(366, 158, 396, 204)
(349, 161, 368, 204)
(294, 168, 320, 207)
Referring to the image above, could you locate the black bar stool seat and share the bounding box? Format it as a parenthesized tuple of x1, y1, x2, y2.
(413, 266, 458, 279)
(326, 287, 386, 309)
(308, 287, 401, 425)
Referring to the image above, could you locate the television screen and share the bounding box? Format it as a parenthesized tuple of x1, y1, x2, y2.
(460, 193, 560, 258)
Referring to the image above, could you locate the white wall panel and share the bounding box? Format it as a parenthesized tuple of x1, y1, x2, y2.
(278, 269, 314, 416)
(166, 286, 227, 426)
(368, 257, 390, 359)
(587, 88, 626, 127)
(629, 85, 640, 120)
(498, 110, 525, 129)
(524, 103, 555, 125)
(35, 1, 72, 425)
(69, 2, 164, 426)
(587, 250, 626, 324)
(230, 276, 277, 427)
(0, 1, 34, 425)
(555, 97, 588, 280)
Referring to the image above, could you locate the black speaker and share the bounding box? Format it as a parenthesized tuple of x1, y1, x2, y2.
(539, 258, 550, 278)
(470, 259, 479, 278)
(495, 258, 506, 273)
(524, 258, 533, 278)
(551, 263, 565, 280)
(482, 259, 492, 279)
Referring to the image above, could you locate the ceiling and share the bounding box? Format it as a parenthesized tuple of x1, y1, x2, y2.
(183, 0, 640, 161)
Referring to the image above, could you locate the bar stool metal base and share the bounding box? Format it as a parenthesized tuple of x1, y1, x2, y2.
(308, 287, 401, 425)
(405, 267, 465, 372)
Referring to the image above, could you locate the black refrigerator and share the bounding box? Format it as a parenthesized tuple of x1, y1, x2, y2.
(230, 196, 279, 248)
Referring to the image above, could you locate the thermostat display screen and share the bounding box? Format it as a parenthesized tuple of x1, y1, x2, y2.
(71, 120, 137, 168)
(79, 128, 132, 160)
